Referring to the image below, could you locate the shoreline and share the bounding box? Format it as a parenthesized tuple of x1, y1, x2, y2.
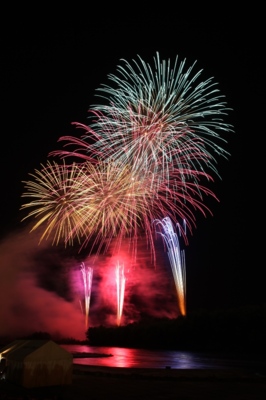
(73, 362, 265, 381)
(70, 364, 266, 400)
(1, 364, 265, 400)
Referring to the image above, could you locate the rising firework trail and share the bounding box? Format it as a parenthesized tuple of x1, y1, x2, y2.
(80, 262, 93, 330)
(116, 261, 126, 326)
(154, 217, 186, 316)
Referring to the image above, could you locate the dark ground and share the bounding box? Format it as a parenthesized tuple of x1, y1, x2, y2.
(1, 365, 266, 400)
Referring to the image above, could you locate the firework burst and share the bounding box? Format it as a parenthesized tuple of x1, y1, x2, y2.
(50, 52, 233, 239)
(20, 160, 91, 246)
(20, 53, 233, 323)
(70, 52, 233, 182)
(21, 157, 217, 261)
(76, 159, 218, 256)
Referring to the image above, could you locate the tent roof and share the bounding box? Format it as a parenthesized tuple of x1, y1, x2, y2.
(0, 340, 73, 362)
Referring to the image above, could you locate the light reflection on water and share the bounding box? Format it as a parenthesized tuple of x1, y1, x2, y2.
(60, 344, 264, 370)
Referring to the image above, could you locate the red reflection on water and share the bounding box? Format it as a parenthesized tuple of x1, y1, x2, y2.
(61, 345, 202, 369)
(64, 345, 138, 368)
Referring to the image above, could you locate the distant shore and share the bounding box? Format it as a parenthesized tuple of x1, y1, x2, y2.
(72, 351, 113, 358)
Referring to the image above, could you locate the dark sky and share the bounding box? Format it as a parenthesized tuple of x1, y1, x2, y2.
(0, 6, 264, 339)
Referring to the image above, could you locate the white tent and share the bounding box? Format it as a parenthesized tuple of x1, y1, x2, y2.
(0, 339, 73, 388)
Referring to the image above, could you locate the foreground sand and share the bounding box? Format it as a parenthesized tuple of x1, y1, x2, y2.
(1, 364, 266, 400)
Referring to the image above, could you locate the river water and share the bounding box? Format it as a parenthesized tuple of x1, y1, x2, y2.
(60, 344, 266, 372)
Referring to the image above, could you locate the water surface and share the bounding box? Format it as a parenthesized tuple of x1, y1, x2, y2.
(61, 344, 265, 372)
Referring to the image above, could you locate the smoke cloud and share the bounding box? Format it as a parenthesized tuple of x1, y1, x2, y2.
(0, 225, 180, 341)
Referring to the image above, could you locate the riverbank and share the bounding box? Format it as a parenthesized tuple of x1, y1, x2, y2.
(73, 362, 262, 378)
(1, 364, 266, 400)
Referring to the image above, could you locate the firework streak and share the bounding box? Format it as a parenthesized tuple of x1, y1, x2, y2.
(154, 217, 186, 316)
(116, 262, 126, 326)
(80, 262, 93, 329)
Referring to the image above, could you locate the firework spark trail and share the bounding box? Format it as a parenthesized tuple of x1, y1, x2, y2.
(154, 217, 186, 316)
(80, 262, 93, 329)
(116, 261, 126, 326)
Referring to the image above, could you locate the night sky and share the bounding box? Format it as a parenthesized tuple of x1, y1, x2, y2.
(0, 6, 264, 340)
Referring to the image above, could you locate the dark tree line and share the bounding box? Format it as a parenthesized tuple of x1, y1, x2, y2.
(1, 305, 265, 354)
(87, 305, 266, 354)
